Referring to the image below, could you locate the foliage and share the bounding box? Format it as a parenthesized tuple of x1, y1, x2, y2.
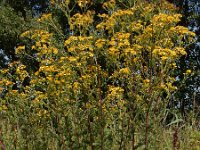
(172, 0, 200, 117)
(0, 0, 49, 68)
(0, 0, 199, 149)
(0, 5, 25, 63)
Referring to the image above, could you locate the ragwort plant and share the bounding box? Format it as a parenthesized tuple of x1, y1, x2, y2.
(0, 0, 196, 149)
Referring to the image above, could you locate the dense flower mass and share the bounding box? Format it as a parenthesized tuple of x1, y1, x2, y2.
(0, 0, 197, 149)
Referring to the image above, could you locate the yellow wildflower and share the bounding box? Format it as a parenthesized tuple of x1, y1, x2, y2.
(143, 79, 150, 84)
(2, 105, 8, 110)
(77, 0, 91, 8)
(5, 80, 13, 86)
(95, 39, 107, 48)
(68, 56, 78, 62)
(124, 48, 137, 55)
(107, 86, 124, 101)
(109, 47, 119, 55)
(119, 67, 131, 75)
(52, 47, 58, 54)
(103, 0, 116, 10)
(16, 45, 25, 54)
(38, 13, 52, 22)
(185, 69, 192, 75)
(70, 11, 94, 30)
(161, 56, 168, 61)
(20, 30, 30, 38)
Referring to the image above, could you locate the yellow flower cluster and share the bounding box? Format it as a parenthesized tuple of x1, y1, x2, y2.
(106, 86, 124, 101)
(169, 26, 196, 37)
(39, 65, 57, 73)
(186, 69, 192, 74)
(15, 64, 29, 81)
(20, 30, 31, 38)
(152, 46, 182, 61)
(174, 47, 187, 56)
(77, 0, 91, 8)
(1, 0, 196, 137)
(119, 67, 131, 75)
(31, 30, 52, 41)
(70, 11, 94, 30)
(37, 46, 58, 55)
(143, 79, 150, 84)
(95, 39, 107, 49)
(113, 9, 134, 17)
(124, 48, 137, 56)
(110, 32, 130, 47)
(160, 0, 178, 11)
(140, 4, 154, 17)
(37, 13, 52, 22)
(50, 0, 69, 5)
(0, 79, 13, 87)
(20, 30, 53, 56)
(153, 46, 186, 62)
(96, 9, 134, 31)
(108, 32, 131, 56)
(21, 29, 58, 58)
(102, 0, 116, 10)
(129, 20, 143, 33)
(16, 45, 25, 54)
(155, 38, 174, 48)
(152, 13, 182, 26)
(65, 36, 93, 55)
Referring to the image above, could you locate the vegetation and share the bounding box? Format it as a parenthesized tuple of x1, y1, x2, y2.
(173, 0, 200, 117)
(0, 0, 199, 149)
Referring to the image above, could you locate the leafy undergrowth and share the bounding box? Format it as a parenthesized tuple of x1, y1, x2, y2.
(0, 112, 199, 149)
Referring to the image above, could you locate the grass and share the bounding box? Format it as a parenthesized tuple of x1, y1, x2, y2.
(0, 107, 199, 150)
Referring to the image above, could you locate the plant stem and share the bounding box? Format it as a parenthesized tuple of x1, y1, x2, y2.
(145, 110, 149, 150)
(88, 115, 94, 150)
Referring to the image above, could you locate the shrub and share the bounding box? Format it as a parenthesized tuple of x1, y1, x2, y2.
(0, 0, 197, 149)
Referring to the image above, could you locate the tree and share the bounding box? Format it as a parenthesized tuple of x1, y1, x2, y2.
(0, 5, 25, 64)
(170, 0, 200, 117)
(0, 0, 49, 68)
